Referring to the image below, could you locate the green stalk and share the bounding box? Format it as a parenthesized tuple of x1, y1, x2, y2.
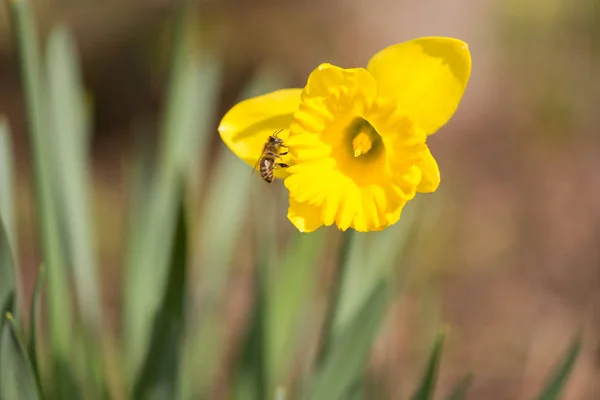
(316, 230, 355, 367)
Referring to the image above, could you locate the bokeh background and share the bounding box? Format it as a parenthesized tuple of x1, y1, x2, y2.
(0, 0, 598, 399)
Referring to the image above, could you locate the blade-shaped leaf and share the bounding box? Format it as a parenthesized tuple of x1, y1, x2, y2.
(0, 313, 41, 400)
(133, 199, 188, 399)
(46, 25, 102, 329)
(0, 119, 18, 327)
(0, 211, 16, 321)
(178, 147, 254, 400)
(267, 230, 325, 388)
(534, 335, 581, 400)
(234, 261, 268, 400)
(308, 280, 391, 400)
(123, 7, 221, 384)
(7, 0, 76, 397)
(27, 265, 45, 390)
(410, 329, 446, 400)
(178, 63, 287, 399)
(0, 117, 17, 264)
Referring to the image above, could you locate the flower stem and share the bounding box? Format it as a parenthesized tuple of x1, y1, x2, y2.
(316, 229, 355, 367)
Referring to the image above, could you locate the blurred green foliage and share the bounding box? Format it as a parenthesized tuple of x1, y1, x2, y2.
(0, 1, 583, 399)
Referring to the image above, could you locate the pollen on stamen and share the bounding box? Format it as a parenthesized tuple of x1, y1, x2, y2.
(352, 132, 373, 157)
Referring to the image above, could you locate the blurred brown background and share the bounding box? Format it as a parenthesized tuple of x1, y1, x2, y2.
(0, 0, 599, 398)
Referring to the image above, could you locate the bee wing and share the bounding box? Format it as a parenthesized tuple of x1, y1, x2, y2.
(252, 144, 268, 175)
(252, 158, 261, 176)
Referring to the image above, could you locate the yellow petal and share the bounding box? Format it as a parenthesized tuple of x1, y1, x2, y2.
(287, 198, 324, 233)
(218, 88, 302, 179)
(367, 37, 471, 135)
(416, 147, 441, 193)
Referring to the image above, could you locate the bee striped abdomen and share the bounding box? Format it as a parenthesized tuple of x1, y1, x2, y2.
(260, 158, 274, 183)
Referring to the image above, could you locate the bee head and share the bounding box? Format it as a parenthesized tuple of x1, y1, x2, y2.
(269, 129, 285, 144)
(269, 135, 284, 144)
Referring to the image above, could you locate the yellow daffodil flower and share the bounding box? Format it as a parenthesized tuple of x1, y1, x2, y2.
(218, 37, 471, 232)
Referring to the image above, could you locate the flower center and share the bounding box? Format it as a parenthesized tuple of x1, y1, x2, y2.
(346, 117, 381, 159)
(352, 132, 372, 157)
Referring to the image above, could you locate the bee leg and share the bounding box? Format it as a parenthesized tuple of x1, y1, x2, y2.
(274, 163, 290, 169)
(279, 151, 289, 156)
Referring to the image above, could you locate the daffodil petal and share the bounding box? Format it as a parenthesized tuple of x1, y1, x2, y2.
(416, 147, 441, 193)
(367, 37, 471, 135)
(287, 198, 324, 233)
(218, 88, 302, 179)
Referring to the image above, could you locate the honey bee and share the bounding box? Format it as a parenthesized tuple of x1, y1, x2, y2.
(253, 129, 289, 183)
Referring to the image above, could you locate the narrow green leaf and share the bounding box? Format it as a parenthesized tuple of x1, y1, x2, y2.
(177, 318, 223, 400)
(267, 230, 325, 388)
(26, 264, 45, 386)
(308, 280, 391, 400)
(179, 64, 286, 399)
(534, 335, 581, 400)
(233, 367, 260, 400)
(133, 199, 188, 399)
(410, 329, 446, 400)
(444, 374, 473, 400)
(123, 7, 221, 385)
(46, 25, 102, 329)
(45, 25, 106, 398)
(8, 0, 77, 394)
(235, 265, 267, 400)
(195, 148, 253, 296)
(0, 117, 17, 264)
(178, 148, 254, 400)
(0, 209, 16, 321)
(0, 313, 41, 400)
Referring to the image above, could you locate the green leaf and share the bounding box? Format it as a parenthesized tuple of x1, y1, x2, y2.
(177, 148, 254, 400)
(45, 26, 107, 397)
(534, 335, 581, 400)
(123, 7, 221, 385)
(0, 117, 17, 266)
(0, 313, 41, 400)
(27, 265, 46, 393)
(46, 25, 102, 329)
(0, 206, 16, 321)
(178, 63, 287, 399)
(308, 280, 391, 400)
(7, 0, 76, 397)
(133, 199, 188, 399)
(235, 264, 268, 400)
(444, 374, 473, 400)
(410, 329, 446, 400)
(177, 319, 223, 400)
(234, 205, 323, 400)
(266, 230, 325, 389)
